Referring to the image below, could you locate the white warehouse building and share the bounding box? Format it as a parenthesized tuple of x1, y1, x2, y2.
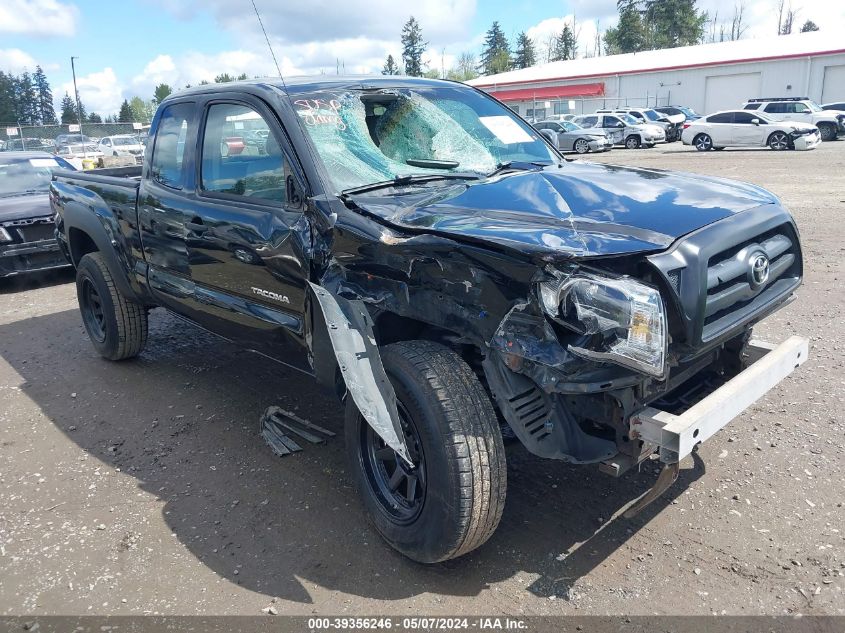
(467, 31, 845, 120)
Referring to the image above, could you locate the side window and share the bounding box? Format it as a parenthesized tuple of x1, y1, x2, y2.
(791, 103, 810, 113)
(764, 102, 785, 114)
(707, 112, 734, 123)
(604, 116, 624, 127)
(744, 103, 760, 110)
(201, 103, 288, 205)
(151, 103, 192, 189)
(630, 112, 644, 120)
(580, 116, 598, 128)
(734, 112, 757, 124)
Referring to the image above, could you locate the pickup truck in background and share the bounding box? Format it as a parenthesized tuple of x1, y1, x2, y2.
(52, 77, 808, 563)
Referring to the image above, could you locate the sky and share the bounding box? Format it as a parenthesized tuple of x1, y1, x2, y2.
(0, 0, 843, 117)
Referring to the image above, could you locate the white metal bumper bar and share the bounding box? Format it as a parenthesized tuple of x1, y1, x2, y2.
(630, 336, 809, 464)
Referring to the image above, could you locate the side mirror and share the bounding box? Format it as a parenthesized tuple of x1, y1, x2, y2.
(751, 118, 760, 126)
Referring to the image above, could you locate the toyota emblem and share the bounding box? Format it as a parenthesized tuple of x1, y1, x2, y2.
(750, 254, 770, 286)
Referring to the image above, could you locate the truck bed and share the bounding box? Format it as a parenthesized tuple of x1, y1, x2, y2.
(55, 165, 142, 186)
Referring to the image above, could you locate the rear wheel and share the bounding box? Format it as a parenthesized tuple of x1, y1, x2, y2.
(574, 138, 591, 154)
(76, 252, 148, 360)
(768, 131, 791, 150)
(345, 340, 506, 563)
(625, 135, 641, 150)
(818, 123, 837, 142)
(694, 133, 713, 151)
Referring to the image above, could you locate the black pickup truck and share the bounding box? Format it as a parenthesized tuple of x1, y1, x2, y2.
(52, 77, 808, 563)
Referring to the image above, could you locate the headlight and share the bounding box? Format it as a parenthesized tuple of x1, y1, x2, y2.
(539, 271, 667, 377)
(0, 226, 12, 243)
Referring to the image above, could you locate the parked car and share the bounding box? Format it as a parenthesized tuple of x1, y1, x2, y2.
(822, 101, 845, 112)
(0, 151, 76, 278)
(605, 107, 678, 141)
(97, 134, 145, 160)
(53, 76, 807, 564)
(55, 133, 93, 147)
(54, 144, 103, 170)
(2, 137, 54, 152)
(682, 110, 820, 151)
(655, 105, 701, 123)
(573, 112, 665, 148)
(534, 119, 613, 154)
(742, 97, 845, 141)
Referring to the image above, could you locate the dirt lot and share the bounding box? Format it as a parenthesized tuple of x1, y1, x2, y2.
(0, 141, 843, 617)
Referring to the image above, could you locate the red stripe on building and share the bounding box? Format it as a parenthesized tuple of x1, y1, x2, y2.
(487, 82, 605, 101)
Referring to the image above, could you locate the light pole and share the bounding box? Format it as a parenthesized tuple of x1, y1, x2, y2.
(70, 56, 83, 126)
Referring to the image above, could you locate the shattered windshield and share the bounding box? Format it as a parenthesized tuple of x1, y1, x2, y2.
(291, 85, 556, 193)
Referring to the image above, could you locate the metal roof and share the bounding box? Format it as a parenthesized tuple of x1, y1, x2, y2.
(468, 31, 845, 89)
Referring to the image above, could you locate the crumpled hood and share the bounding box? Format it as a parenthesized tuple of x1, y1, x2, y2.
(0, 193, 52, 224)
(350, 162, 779, 258)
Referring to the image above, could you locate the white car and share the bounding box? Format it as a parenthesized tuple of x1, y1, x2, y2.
(97, 135, 145, 159)
(55, 144, 104, 169)
(742, 98, 845, 142)
(574, 112, 665, 149)
(682, 110, 820, 151)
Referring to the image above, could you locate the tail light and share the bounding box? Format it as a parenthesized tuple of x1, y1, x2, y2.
(682, 123, 691, 129)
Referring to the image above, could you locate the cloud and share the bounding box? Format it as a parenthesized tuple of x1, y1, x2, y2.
(0, 0, 78, 37)
(0, 49, 39, 73)
(62, 68, 124, 116)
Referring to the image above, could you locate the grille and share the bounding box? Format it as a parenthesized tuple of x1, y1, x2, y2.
(17, 221, 55, 243)
(701, 225, 800, 341)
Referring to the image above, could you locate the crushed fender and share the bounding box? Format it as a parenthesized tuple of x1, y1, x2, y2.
(307, 281, 411, 464)
(260, 406, 336, 457)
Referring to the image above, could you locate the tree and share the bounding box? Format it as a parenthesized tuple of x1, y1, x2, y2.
(776, 0, 799, 34)
(550, 24, 578, 61)
(0, 72, 16, 123)
(118, 99, 133, 123)
(480, 21, 511, 75)
(401, 17, 427, 77)
(512, 32, 536, 69)
(214, 73, 235, 83)
(153, 83, 172, 104)
(800, 19, 819, 32)
(236, 73, 248, 80)
(447, 52, 480, 81)
(12, 72, 39, 125)
(382, 54, 400, 75)
(604, 3, 647, 54)
(32, 66, 57, 124)
(87, 112, 102, 123)
(60, 92, 77, 124)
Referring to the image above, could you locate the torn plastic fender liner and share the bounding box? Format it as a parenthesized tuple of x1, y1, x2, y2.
(307, 281, 412, 465)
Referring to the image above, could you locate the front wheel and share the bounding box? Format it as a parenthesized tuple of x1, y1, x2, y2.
(694, 133, 713, 151)
(624, 135, 641, 150)
(76, 252, 148, 360)
(574, 138, 591, 154)
(345, 340, 506, 563)
(818, 123, 837, 142)
(768, 131, 791, 150)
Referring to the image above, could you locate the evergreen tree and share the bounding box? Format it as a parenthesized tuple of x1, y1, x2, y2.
(480, 21, 511, 75)
(153, 83, 172, 104)
(118, 99, 133, 123)
(215, 73, 235, 83)
(550, 24, 578, 61)
(87, 112, 102, 123)
(0, 72, 16, 122)
(401, 17, 427, 77)
(60, 92, 77, 124)
(382, 54, 400, 75)
(13, 72, 39, 125)
(32, 66, 57, 124)
(604, 2, 648, 54)
(800, 19, 819, 32)
(512, 32, 536, 69)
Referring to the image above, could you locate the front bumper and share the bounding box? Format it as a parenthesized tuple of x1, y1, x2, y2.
(0, 216, 71, 278)
(630, 336, 808, 464)
(589, 138, 613, 152)
(793, 131, 821, 150)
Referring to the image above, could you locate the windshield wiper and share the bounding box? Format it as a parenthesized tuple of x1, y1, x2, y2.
(484, 160, 554, 179)
(340, 172, 481, 197)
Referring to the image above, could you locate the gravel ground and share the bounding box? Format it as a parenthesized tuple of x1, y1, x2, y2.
(0, 141, 843, 617)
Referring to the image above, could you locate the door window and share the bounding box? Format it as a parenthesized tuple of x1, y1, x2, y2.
(790, 103, 810, 113)
(150, 103, 192, 189)
(733, 112, 758, 124)
(764, 102, 787, 114)
(707, 112, 734, 123)
(200, 103, 287, 204)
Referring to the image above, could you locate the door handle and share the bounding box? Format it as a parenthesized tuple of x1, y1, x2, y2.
(185, 221, 209, 234)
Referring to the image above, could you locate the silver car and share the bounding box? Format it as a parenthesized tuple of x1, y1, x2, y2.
(573, 113, 665, 149)
(534, 120, 613, 154)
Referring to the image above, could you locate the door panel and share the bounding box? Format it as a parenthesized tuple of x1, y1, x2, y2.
(822, 65, 845, 103)
(731, 112, 767, 146)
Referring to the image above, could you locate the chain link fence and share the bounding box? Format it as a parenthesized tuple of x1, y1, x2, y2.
(0, 122, 145, 151)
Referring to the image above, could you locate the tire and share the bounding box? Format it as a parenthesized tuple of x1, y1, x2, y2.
(768, 131, 791, 151)
(76, 252, 148, 360)
(625, 135, 641, 150)
(345, 340, 506, 563)
(574, 138, 591, 154)
(818, 123, 837, 142)
(714, 146, 726, 151)
(694, 133, 713, 151)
